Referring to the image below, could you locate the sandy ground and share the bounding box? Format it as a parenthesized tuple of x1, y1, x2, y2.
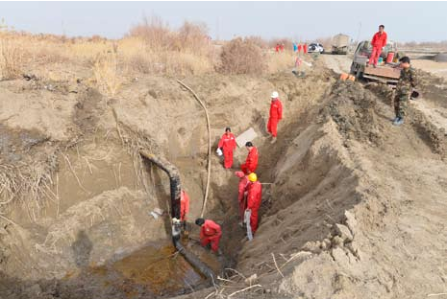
(1, 54, 447, 298)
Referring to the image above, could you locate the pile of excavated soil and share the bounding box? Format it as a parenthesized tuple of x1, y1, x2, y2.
(191, 73, 447, 298)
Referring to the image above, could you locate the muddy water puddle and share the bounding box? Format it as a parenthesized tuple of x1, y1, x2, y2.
(64, 241, 217, 298)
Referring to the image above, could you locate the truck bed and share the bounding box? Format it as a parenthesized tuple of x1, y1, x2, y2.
(363, 65, 401, 84)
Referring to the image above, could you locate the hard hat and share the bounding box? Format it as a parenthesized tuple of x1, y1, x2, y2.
(248, 173, 258, 182)
(271, 91, 279, 99)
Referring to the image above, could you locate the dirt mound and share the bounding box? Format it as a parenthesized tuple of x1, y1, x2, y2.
(323, 81, 382, 145)
(196, 74, 447, 298)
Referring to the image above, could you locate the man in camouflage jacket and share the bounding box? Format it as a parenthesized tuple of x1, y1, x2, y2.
(393, 56, 418, 126)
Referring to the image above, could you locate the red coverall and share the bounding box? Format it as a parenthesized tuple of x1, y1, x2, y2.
(247, 181, 262, 234)
(200, 219, 222, 252)
(303, 44, 308, 54)
(180, 190, 190, 222)
(241, 147, 258, 174)
(275, 44, 280, 52)
(298, 44, 302, 53)
(368, 31, 388, 66)
(235, 171, 249, 222)
(267, 98, 283, 137)
(218, 132, 237, 169)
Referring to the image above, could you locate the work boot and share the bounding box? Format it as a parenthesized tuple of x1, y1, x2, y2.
(216, 249, 223, 256)
(373, 64, 377, 68)
(270, 137, 277, 144)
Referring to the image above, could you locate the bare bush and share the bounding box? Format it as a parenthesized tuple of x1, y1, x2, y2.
(219, 37, 267, 75)
(0, 36, 26, 80)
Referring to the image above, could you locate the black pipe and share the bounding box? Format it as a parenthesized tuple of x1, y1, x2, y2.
(140, 151, 217, 285)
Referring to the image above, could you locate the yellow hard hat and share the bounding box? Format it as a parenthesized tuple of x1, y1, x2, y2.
(248, 173, 258, 182)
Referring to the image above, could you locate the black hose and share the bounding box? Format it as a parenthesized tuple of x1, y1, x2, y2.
(140, 151, 217, 285)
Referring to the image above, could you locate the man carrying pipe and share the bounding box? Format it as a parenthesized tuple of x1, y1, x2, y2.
(195, 218, 222, 255)
(241, 141, 258, 175)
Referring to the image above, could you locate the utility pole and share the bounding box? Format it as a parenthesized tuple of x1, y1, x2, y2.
(356, 22, 362, 43)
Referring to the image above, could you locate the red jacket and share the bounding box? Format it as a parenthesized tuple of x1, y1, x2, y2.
(371, 31, 387, 48)
(180, 190, 190, 220)
(245, 147, 258, 173)
(200, 220, 222, 239)
(247, 181, 262, 210)
(238, 175, 249, 203)
(269, 99, 283, 119)
(218, 133, 236, 152)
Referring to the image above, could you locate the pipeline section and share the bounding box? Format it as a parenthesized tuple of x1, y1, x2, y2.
(140, 151, 216, 284)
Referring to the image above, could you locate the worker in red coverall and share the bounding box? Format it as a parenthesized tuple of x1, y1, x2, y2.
(217, 127, 237, 169)
(246, 173, 262, 235)
(298, 43, 302, 54)
(180, 190, 190, 222)
(303, 43, 308, 54)
(235, 171, 249, 224)
(267, 91, 283, 143)
(368, 25, 388, 68)
(275, 43, 280, 53)
(195, 218, 222, 254)
(241, 141, 258, 175)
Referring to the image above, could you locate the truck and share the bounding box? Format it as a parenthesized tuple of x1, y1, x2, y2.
(331, 34, 350, 55)
(350, 40, 401, 85)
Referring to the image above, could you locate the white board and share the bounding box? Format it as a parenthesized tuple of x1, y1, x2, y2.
(236, 127, 258, 148)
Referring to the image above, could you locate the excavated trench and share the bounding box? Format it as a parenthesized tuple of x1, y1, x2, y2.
(0, 68, 345, 298)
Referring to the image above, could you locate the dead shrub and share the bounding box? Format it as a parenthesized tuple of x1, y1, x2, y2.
(0, 36, 26, 80)
(219, 37, 266, 75)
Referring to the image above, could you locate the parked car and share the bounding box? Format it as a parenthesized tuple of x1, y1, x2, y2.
(308, 43, 324, 53)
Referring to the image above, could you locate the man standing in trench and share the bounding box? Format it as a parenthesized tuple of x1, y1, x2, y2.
(245, 173, 262, 238)
(267, 91, 283, 143)
(235, 171, 249, 226)
(368, 25, 388, 68)
(241, 142, 258, 175)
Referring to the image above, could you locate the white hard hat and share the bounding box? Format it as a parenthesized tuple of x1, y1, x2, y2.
(271, 91, 279, 98)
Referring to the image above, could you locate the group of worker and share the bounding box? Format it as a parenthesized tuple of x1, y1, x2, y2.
(293, 42, 308, 54)
(179, 91, 284, 255)
(367, 24, 418, 126)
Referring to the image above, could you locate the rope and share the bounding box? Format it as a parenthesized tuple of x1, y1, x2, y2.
(177, 79, 211, 218)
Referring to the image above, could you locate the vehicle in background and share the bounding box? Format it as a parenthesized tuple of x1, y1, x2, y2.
(331, 33, 350, 55)
(350, 40, 401, 84)
(308, 43, 324, 54)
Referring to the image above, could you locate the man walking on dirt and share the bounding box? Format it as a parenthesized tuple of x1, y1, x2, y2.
(195, 218, 222, 254)
(241, 142, 258, 174)
(393, 56, 418, 126)
(267, 91, 283, 143)
(368, 25, 388, 68)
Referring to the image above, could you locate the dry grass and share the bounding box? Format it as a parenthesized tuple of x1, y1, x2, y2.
(268, 50, 297, 73)
(219, 37, 267, 74)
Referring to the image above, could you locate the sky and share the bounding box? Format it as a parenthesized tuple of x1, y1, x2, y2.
(0, 1, 446, 42)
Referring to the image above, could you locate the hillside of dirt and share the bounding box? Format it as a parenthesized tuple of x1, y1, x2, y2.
(1, 53, 447, 298)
